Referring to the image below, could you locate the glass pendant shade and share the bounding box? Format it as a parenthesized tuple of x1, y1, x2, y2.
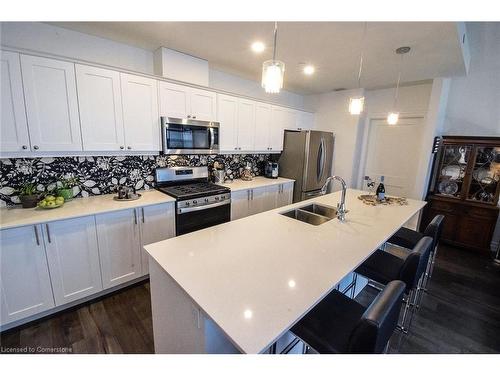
(387, 112, 399, 125)
(349, 97, 365, 115)
(262, 59, 285, 94)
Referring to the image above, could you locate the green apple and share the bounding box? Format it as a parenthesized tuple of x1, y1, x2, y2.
(39, 201, 47, 207)
(46, 195, 56, 201)
(56, 197, 64, 204)
(47, 201, 56, 207)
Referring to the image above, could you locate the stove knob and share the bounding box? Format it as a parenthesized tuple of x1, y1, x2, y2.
(205, 198, 209, 203)
(193, 200, 197, 205)
(185, 202, 190, 206)
(215, 196, 219, 201)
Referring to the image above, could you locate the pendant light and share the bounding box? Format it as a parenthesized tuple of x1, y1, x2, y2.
(349, 22, 367, 115)
(262, 22, 285, 94)
(387, 46, 410, 125)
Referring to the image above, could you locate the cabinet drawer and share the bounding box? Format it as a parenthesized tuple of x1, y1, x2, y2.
(464, 207, 499, 219)
(429, 200, 456, 213)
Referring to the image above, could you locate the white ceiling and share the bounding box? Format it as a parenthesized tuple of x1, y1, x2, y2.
(49, 22, 466, 94)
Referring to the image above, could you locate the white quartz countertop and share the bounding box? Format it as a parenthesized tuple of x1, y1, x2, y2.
(0, 190, 175, 230)
(145, 189, 426, 354)
(220, 176, 294, 192)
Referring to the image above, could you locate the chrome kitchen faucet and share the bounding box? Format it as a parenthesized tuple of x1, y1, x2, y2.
(321, 176, 348, 222)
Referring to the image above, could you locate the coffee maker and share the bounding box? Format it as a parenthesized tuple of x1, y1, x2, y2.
(265, 162, 279, 179)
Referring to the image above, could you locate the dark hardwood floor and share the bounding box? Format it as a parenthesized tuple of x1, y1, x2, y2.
(1, 244, 499, 354)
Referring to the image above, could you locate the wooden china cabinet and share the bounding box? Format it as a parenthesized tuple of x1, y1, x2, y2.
(420, 136, 500, 253)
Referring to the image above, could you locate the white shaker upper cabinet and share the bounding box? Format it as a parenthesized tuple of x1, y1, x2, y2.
(75, 64, 125, 151)
(254, 102, 272, 152)
(138, 203, 175, 276)
(236, 98, 256, 152)
(189, 87, 216, 121)
(21, 55, 82, 152)
(43, 216, 103, 306)
(120, 73, 160, 151)
(217, 94, 239, 152)
(0, 225, 55, 325)
(159, 81, 190, 119)
(0, 51, 30, 153)
(269, 106, 289, 152)
(96, 208, 142, 289)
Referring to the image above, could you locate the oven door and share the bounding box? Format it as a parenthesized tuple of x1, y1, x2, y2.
(162, 117, 219, 154)
(176, 200, 230, 236)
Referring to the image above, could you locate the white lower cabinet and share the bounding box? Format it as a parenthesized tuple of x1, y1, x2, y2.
(43, 216, 103, 306)
(230, 182, 294, 220)
(277, 182, 294, 207)
(0, 225, 55, 325)
(95, 208, 142, 289)
(139, 203, 176, 275)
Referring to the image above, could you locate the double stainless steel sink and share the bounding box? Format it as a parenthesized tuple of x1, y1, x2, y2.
(281, 203, 338, 226)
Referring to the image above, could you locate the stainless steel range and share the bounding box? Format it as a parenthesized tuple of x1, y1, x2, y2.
(155, 166, 231, 236)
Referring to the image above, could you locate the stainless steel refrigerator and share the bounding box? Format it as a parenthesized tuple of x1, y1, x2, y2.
(278, 130, 335, 202)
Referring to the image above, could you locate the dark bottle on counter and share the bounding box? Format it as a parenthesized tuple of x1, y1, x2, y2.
(376, 176, 386, 201)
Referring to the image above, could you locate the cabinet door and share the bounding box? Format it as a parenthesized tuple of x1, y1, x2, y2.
(296, 111, 314, 130)
(44, 216, 102, 305)
(190, 87, 216, 121)
(139, 203, 175, 275)
(264, 184, 280, 211)
(237, 98, 256, 152)
(254, 102, 272, 151)
(0, 225, 55, 325)
(0, 51, 30, 152)
(248, 187, 267, 216)
(269, 106, 287, 152)
(277, 182, 294, 207)
(231, 189, 250, 220)
(121, 73, 160, 151)
(76, 64, 125, 151)
(96, 209, 142, 289)
(159, 81, 189, 118)
(217, 94, 239, 152)
(21, 55, 82, 151)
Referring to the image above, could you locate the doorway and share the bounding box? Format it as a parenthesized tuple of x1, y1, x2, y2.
(360, 116, 425, 199)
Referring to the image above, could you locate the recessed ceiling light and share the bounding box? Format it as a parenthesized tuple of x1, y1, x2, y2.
(251, 41, 265, 53)
(303, 65, 315, 75)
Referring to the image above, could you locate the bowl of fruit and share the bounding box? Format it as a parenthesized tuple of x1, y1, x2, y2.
(37, 195, 65, 209)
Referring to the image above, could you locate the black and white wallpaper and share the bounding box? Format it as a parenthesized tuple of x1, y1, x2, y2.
(0, 154, 269, 206)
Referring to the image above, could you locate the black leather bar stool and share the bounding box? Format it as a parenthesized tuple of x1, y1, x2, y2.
(290, 280, 405, 354)
(354, 236, 433, 333)
(386, 215, 444, 305)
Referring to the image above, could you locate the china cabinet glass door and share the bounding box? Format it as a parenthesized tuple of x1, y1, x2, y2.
(466, 146, 500, 204)
(434, 144, 472, 199)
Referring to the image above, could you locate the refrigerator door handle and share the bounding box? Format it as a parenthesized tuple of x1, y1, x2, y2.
(317, 137, 325, 182)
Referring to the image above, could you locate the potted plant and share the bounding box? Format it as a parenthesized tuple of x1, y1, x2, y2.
(57, 176, 79, 201)
(17, 182, 40, 208)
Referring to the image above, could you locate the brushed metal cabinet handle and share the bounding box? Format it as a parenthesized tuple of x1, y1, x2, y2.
(134, 209, 138, 225)
(141, 207, 145, 223)
(33, 226, 40, 246)
(45, 224, 51, 243)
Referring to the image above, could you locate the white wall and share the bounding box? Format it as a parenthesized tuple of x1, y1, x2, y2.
(209, 69, 304, 108)
(0, 22, 305, 109)
(443, 23, 500, 136)
(304, 88, 365, 188)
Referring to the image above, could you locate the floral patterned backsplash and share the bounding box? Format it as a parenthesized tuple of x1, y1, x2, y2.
(0, 154, 270, 206)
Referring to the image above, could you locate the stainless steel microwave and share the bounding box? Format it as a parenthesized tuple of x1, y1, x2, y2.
(161, 117, 220, 154)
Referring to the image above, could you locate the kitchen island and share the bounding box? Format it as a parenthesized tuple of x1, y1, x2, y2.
(145, 189, 426, 354)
